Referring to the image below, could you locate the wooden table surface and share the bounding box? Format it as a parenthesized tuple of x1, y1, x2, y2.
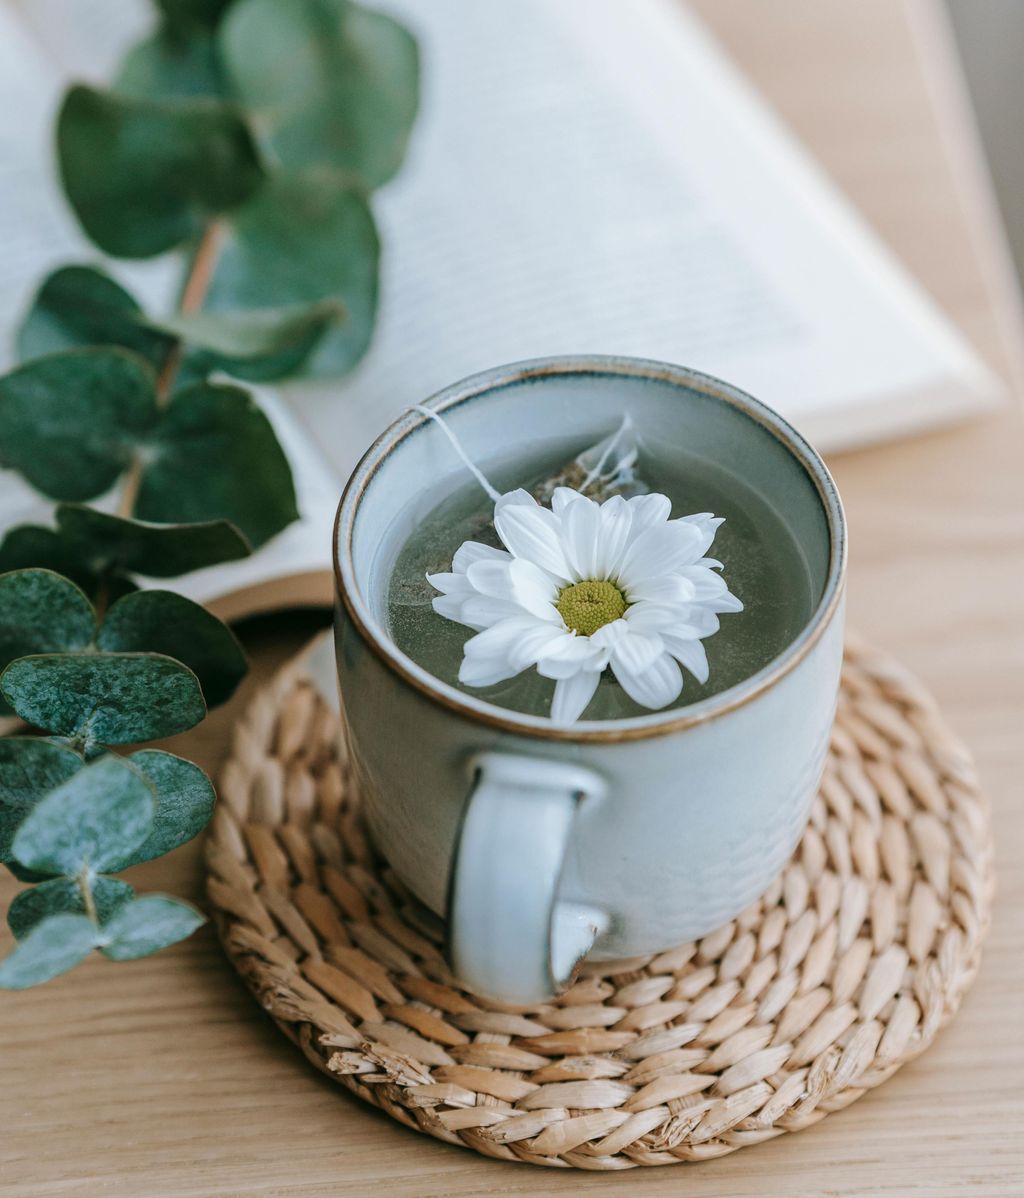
(3, 2, 1023, 1195)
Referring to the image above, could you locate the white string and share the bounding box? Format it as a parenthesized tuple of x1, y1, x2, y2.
(580, 413, 632, 493)
(409, 404, 502, 503)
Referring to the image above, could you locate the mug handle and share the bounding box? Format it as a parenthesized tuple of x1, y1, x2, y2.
(448, 752, 609, 1004)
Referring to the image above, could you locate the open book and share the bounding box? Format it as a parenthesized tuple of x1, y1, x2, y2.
(0, 0, 1006, 620)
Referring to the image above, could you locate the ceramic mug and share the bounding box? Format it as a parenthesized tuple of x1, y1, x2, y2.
(333, 356, 846, 1004)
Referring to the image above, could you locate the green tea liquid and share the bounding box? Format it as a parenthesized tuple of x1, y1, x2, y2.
(386, 444, 816, 720)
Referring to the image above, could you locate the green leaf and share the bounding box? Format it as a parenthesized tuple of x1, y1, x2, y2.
(0, 568, 96, 715)
(204, 169, 378, 376)
(221, 0, 418, 188)
(0, 525, 138, 608)
(57, 85, 264, 258)
(117, 29, 226, 100)
(56, 505, 251, 578)
(99, 894, 205, 960)
(17, 265, 176, 370)
(99, 591, 246, 706)
(109, 750, 215, 868)
(8, 876, 134, 940)
(1, 654, 206, 745)
(0, 569, 95, 668)
(158, 0, 235, 32)
(0, 913, 97, 988)
(0, 348, 157, 501)
(0, 738, 83, 868)
(136, 381, 298, 546)
(11, 754, 155, 876)
(157, 299, 344, 380)
(0, 526, 92, 588)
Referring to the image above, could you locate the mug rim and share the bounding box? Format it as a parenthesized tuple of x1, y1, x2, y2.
(333, 355, 847, 743)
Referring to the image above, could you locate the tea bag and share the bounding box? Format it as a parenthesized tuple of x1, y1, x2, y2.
(533, 415, 649, 505)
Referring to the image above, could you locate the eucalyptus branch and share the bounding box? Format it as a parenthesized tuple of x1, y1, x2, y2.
(77, 868, 99, 926)
(157, 220, 225, 402)
(0, 0, 418, 990)
(117, 221, 226, 525)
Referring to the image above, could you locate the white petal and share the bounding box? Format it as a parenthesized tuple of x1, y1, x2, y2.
(662, 633, 709, 683)
(626, 493, 671, 532)
(560, 493, 602, 580)
(431, 593, 470, 624)
(459, 619, 534, 686)
(452, 540, 510, 573)
(551, 486, 585, 516)
(608, 629, 663, 678)
(679, 565, 744, 611)
(712, 589, 744, 614)
(458, 594, 530, 631)
(617, 522, 704, 587)
(550, 670, 602, 725)
(624, 574, 696, 604)
(536, 634, 607, 679)
(494, 488, 538, 512)
(589, 616, 630, 650)
(622, 601, 686, 633)
(464, 559, 511, 598)
(686, 606, 721, 637)
(679, 512, 723, 555)
(494, 503, 573, 583)
(426, 571, 474, 596)
(613, 651, 683, 710)
(507, 623, 574, 672)
(459, 655, 522, 687)
(597, 495, 633, 578)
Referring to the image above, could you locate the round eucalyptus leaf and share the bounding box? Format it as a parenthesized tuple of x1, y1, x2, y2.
(1, 653, 207, 745)
(56, 505, 251, 578)
(155, 299, 344, 379)
(0, 525, 138, 607)
(0, 348, 157, 501)
(57, 85, 264, 258)
(136, 381, 298, 547)
(106, 750, 216, 869)
(221, 0, 418, 188)
(7, 875, 134, 940)
(11, 754, 155, 877)
(117, 29, 226, 100)
(17, 265, 176, 370)
(204, 170, 378, 376)
(99, 591, 247, 706)
(0, 913, 97, 989)
(0, 569, 96, 667)
(99, 894, 205, 960)
(0, 738, 84, 867)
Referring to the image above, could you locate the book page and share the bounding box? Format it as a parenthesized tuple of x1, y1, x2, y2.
(0, 0, 1008, 618)
(287, 0, 1005, 472)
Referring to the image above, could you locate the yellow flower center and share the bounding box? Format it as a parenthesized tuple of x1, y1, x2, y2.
(556, 579, 627, 637)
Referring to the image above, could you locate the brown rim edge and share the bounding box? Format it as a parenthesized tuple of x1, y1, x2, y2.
(332, 355, 847, 743)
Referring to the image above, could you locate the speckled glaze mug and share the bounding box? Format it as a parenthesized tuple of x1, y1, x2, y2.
(333, 356, 846, 1004)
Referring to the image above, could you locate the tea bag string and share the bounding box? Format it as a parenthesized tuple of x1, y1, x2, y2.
(579, 413, 635, 494)
(409, 404, 502, 503)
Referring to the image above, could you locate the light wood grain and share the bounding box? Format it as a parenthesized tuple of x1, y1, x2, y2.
(2, 2, 1022, 1194)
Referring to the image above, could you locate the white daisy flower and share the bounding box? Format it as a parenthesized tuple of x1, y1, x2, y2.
(427, 486, 743, 725)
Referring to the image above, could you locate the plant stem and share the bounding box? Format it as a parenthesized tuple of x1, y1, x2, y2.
(114, 221, 225, 524)
(77, 867, 99, 925)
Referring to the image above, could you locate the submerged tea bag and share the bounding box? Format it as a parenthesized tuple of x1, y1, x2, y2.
(533, 416, 649, 505)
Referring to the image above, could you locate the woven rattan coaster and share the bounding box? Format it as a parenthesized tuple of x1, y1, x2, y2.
(206, 632, 993, 1169)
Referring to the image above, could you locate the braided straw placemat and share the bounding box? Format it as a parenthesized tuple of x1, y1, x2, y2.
(206, 632, 993, 1169)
